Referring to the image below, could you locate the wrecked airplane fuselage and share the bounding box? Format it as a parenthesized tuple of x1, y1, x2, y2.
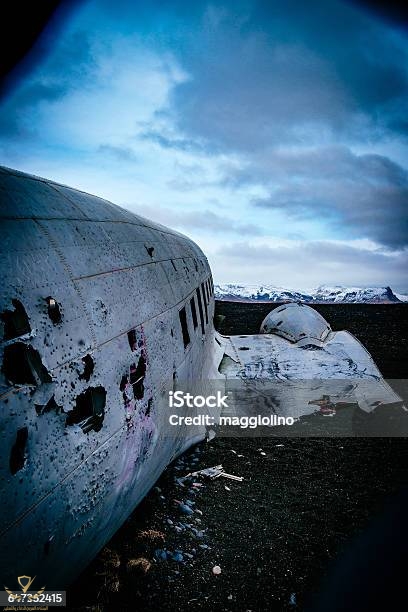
(0, 166, 223, 587)
(0, 166, 404, 588)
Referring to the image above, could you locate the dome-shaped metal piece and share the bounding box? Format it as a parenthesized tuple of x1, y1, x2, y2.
(260, 302, 331, 345)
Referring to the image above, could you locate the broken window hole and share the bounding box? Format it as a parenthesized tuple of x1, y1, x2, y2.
(35, 395, 61, 416)
(145, 245, 154, 258)
(127, 329, 137, 351)
(239, 346, 250, 351)
(66, 386, 106, 434)
(3, 343, 52, 386)
(146, 398, 152, 417)
(129, 355, 146, 400)
(10, 426, 28, 474)
(45, 297, 62, 325)
(1, 299, 31, 340)
(79, 354, 94, 382)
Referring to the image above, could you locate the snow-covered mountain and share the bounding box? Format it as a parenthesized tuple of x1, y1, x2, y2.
(312, 286, 402, 303)
(214, 284, 405, 303)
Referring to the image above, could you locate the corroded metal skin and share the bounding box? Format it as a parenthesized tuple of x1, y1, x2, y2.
(0, 166, 222, 587)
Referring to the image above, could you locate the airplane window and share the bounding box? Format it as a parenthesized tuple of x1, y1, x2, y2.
(179, 306, 190, 348)
(190, 297, 198, 329)
(196, 288, 205, 335)
(201, 283, 209, 324)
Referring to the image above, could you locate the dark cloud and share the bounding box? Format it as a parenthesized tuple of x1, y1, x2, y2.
(163, 0, 408, 151)
(248, 147, 408, 248)
(0, 31, 94, 139)
(139, 0, 408, 251)
(1, 0, 406, 264)
(0, 0, 85, 100)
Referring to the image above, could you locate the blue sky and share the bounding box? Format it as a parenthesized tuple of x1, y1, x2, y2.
(1, 0, 407, 291)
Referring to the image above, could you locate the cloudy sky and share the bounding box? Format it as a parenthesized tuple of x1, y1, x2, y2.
(1, 0, 407, 291)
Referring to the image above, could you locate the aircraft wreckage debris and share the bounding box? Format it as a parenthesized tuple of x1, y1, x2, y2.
(179, 464, 244, 482)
